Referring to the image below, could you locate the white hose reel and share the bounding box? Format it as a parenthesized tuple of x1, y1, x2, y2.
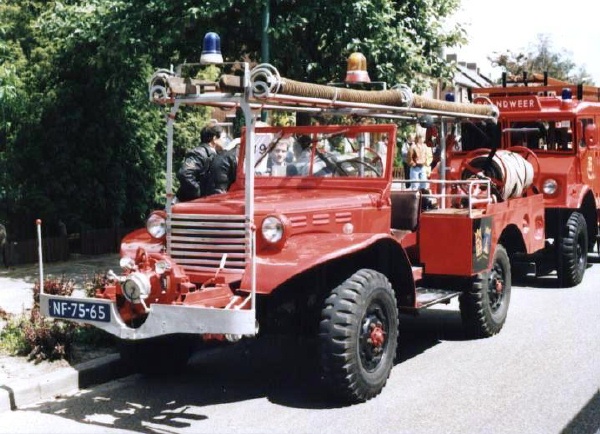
(465, 150, 534, 201)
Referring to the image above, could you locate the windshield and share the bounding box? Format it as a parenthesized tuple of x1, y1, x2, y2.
(246, 126, 390, 179)
(503, 119, 574, 151)
(453, 121, 500, 153)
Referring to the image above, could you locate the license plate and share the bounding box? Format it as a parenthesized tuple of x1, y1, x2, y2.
(48, 298, 111, 323)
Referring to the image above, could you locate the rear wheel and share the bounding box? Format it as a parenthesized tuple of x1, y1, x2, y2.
(319, 269, 398, 403)
(460, 245, 511, 339)
(119, 334, 196, 375)
(557, 211, 588, 287)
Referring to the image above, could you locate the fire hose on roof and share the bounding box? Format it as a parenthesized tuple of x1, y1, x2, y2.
(148, 63, 498, 119)
(234, 64, 498, 118)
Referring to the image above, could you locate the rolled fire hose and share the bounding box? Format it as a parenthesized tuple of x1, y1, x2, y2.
(467, 150, 534, 201)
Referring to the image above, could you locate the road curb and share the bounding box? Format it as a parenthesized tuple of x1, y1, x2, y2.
(0, 353, 131, 412)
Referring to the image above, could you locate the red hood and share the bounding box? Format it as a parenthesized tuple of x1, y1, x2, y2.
(172, 187, 383, 216)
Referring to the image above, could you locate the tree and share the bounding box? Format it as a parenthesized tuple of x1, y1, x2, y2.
(0, 1, 46, 235)
(488, 34, 594, 85)
(194, 0, 465, 91)
(1, 0, 465, 239)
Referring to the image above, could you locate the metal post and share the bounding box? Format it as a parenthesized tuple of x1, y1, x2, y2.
(261, 0, 270, 122)
(241, 63, 257, 313)
(439, 120, 447, 209)
(36, 219, 44, 293)
(165, 101, 180, 254)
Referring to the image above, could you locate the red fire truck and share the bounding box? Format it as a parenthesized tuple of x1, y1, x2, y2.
(40, 58, 548, 403)
(454, 73, 600, 287)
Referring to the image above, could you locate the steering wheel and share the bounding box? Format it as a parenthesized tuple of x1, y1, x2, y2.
(345, 141, 384, 174)
(337, 158, 382, 177)
(315, 150, 350, 176)
(456, 148, 504, 201)
(325, 147, 383, 177)
(363, 147, 384, 173)
(505, 145, 541, 189)
(457, 148, 495, 178)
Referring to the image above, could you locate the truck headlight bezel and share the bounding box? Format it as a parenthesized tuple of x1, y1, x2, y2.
(122, 271, 152, 303)
(542, 178, 558, 196)
(146, 212, 166, 239)
(261, 215, 284, 244)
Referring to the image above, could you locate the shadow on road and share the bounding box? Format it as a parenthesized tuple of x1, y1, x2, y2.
(24, 308, 470, 431)
(587, 252, 600, 264)
(561, 389, 600, 434)
(514, 255, 599, 289)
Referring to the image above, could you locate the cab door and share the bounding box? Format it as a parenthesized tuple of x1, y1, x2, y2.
(579, 118, 600, 204)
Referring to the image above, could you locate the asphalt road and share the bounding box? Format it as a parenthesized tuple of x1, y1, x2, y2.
(1, 258, 599, 434)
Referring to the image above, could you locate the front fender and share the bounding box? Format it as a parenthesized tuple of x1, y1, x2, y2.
(565, 184, 592, 209)
(242, 233, 394, 293)
(120, 228, 164, 258)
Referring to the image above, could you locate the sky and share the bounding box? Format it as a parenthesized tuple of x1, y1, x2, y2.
(451, 0, 600, 85)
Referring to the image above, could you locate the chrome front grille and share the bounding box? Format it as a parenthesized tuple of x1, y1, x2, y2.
(168, 213, 247, 273)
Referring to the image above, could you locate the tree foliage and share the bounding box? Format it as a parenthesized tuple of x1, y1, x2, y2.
(1, 0, 464, 239)
(488, 34, 594, 85)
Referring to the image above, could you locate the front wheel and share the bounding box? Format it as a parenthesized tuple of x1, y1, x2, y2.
(319, 269, 399, 403)
(557, 211, 588, 287)
(460, 245, 511, 339)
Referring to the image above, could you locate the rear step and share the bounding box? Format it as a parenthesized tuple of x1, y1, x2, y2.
(415, 287, 460, 309)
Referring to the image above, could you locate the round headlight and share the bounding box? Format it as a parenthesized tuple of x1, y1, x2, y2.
(262, 216, 284, 243)
(119, 256, 136, 271)
(146, 212, 166, 239)
(542, 179, 558, 195)
(154, 260, 171, 275)
(122, 272, 151, 303)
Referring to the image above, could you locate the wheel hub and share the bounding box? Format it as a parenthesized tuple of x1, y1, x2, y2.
(495, 279, 503, 294)
(488, 267, 505, 310)
(360, 314, 387, 371)
(369, 323, 385, 347)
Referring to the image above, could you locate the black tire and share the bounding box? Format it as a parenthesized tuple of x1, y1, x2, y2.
(557, 212, 588, 287)
(119, 334, 196, 375)
(460, 245, 511, 339)
(319, 269, 399, 403)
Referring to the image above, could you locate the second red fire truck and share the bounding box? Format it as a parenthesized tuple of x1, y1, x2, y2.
(457, 73, 600, 287)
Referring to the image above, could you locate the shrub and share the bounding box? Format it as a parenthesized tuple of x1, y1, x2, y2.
(32, 275, 75, 309)
(0, 276, 114, 363)
(0, 315, 31, 356)
(83, 272, 110, 298)
(23, 309, 77, 363)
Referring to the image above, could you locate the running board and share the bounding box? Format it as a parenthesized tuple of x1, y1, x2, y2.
(415, 287, 460, 309)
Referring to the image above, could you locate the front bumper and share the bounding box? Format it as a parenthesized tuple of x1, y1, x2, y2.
(40, 293, 257, 340)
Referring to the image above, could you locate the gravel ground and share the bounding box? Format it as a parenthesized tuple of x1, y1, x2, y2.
(0, 253, 120, 382)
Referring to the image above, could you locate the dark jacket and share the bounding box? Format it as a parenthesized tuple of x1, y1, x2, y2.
(206, 149, 237, 195)
(176, 143, 216, 201)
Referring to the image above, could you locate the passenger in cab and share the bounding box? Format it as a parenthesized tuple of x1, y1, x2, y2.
(267, 138, 293, 176)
